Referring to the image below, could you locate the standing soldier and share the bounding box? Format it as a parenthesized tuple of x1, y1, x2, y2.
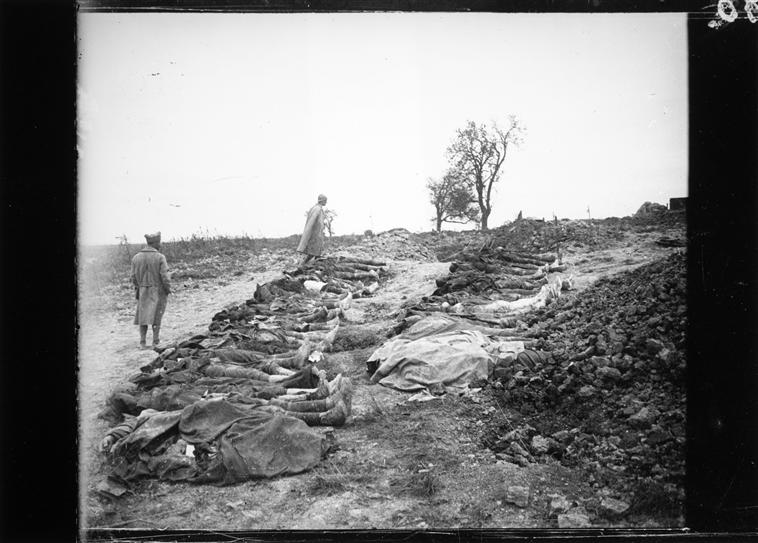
(131, 231, 171, 349)
(297, 194, 327, 267)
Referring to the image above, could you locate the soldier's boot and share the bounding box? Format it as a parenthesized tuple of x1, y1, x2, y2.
(286, 400, 348, 427)
(139, 325, 148, 349)
(151, 325, 161, 347)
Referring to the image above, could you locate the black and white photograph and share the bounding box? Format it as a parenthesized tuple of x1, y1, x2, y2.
(77, 9, 693, 531)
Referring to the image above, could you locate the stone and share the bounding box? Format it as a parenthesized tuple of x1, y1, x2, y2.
(578, 385, 596, 398)
(590, 356, 610, 368)
(505, 485, 530, 508)
(646, 425, 672, 445)
(549, 495, 571, 516)
(558, 510, 592, 528)
(531, 435, 551, 454)
(629, 407, 658, 429)
(552, 430, 571, 443)
(596, 366, 622, 383)
(657, 348, 672, 363)
(645, 338, 665, 355)
(599, 497, 630, 517)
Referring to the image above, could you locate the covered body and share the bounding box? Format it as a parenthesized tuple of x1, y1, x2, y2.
(131, 246, 171, 325)
(368, 328, 494, 393)
(297, 204, 325, 257)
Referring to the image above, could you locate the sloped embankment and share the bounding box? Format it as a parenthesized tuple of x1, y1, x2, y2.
(484, 252, 686, 516)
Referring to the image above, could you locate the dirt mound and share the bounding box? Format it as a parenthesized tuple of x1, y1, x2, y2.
(633, 202, 668, 218)
(485, 252, 686, 510)
(488, 213, 685, 255)
(331, 228, 437, 262)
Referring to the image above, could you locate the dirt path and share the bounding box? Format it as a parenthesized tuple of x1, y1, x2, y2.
(81, 234, 680, 530)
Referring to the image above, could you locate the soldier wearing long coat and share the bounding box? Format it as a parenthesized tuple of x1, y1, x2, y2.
(297, 194, 327, 266)
(131, 231, 171, 348)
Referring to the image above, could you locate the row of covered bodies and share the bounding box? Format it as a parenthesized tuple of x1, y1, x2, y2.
(98, 256, 387, 486)
(366, 244, 572, 395)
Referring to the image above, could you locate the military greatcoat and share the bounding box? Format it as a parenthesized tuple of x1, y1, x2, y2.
(131, 246, 171, 326)
(297, 204, 325, 257)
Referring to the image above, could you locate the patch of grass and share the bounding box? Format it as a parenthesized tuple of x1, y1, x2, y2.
(305, 474, 347, 496)
(388, 446, 453, 499)
(409, 470, 442, 498)
(458, 502, 493, 527)
(390, 468, 442, 499)
(305, 460, 375, 497)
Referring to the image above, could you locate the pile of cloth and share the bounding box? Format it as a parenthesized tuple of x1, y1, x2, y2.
(99, 257, 387, 486)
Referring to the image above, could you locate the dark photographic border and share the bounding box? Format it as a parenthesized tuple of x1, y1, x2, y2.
(2, 0, 756, 541)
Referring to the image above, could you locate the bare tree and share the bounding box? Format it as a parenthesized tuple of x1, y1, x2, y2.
(447, 117, 525, 230)
(324, 209, 337, 237)
(427, 169, 480, 232)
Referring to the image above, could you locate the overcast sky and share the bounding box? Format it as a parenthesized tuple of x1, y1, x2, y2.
(77, 12, 687, 246)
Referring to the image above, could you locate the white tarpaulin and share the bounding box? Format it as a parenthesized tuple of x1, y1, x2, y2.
(368, 329, 494, 393)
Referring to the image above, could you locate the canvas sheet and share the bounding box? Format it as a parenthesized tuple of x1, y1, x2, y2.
(368, 328, 494, 393)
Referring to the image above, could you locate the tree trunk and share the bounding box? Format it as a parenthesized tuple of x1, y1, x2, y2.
(436, 215, 443, 232)
(481, 210, 490, 231)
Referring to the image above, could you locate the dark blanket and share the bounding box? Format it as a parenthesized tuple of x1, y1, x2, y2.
(216, 410, 328, 483)
(179, 399, 262, 443)
(109, 400, 328, 484)
(176, 400, 329, 484)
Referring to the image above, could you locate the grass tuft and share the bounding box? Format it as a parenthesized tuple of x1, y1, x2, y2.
(305, 460, 374, 497)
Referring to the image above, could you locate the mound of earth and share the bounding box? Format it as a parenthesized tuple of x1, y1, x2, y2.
(484, 251, 686, 514)
(332, 228, 438, 262)
(487, 213, 686, 255)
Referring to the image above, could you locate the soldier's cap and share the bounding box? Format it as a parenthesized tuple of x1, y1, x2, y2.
(145, 231, 161, 243)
